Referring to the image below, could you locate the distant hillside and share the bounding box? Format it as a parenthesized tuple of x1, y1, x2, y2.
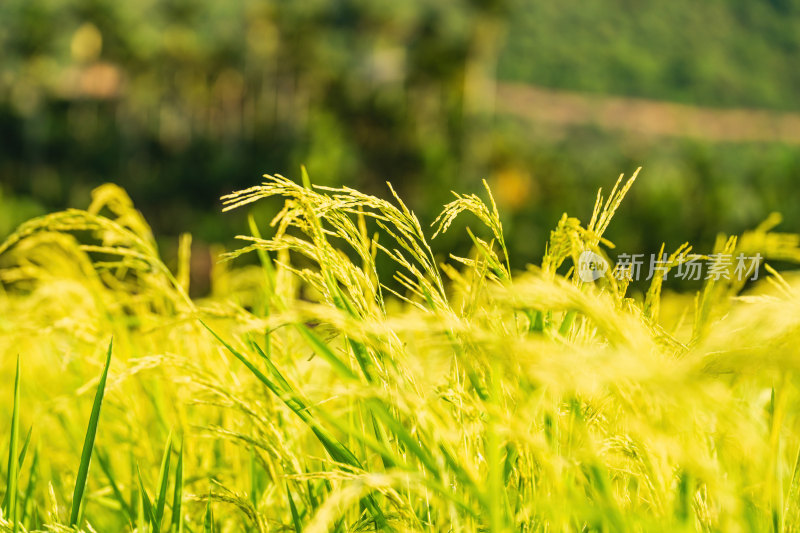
(498, 0, 800, 111)
(495, 82, 800, 144)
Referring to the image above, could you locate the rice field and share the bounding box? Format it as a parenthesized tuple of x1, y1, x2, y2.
(1, 169, 800, 532)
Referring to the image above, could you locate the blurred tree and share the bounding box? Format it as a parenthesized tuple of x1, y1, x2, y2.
(0, 0, 510, 237)
(1, 0, 799, 272)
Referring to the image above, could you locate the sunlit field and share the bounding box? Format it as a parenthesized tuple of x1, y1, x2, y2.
(2, 170, 800, 532)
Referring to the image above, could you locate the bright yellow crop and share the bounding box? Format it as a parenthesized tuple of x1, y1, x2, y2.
(1, 170, 799, 532)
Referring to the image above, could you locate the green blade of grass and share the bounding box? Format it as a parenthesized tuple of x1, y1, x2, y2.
(19, 445, 39, 526)
(171, 435, 184, 533)
(247, 214, 276, 301)
(203, 497, 214, 533)
(314, 401, 411, 474)
(314, 406, 479, 516)
(202, 320, 391, 530)
(69, 339, 113, 527)
(784, 444, 800, 530)
(94, 448, 134, 522)
(3, 356, 20, 527)
(1, 425, 30, 515)
(370, 413, 397, 470)
(367, 400, 440, 478)
(247, 339, 361, 466)
(305, 470, 318, 514)
(137, 464, 158, 530)
(16, 428, 31, 478)
(294, 324, 359, 381)
(137, 483, 147, 533)
(201, 321, 356, 464)
(248, 447, 259, 511)
(300, 165, 312, 189)
(287, 484, 302, 533)
(154, 432, 173, 530)
(558, 310, 577, 337)
(675, 470, 693, 525)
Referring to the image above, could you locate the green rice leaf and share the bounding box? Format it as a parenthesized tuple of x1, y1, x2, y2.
(3, 356, 20, 526)
(95, 448, 134, 521)
(137, 464, 157, 531)
(171, 435, 184, 533)
(287, 484, 302, 533)
(69, 339, 113, 527)
(154, 432, 173, 530)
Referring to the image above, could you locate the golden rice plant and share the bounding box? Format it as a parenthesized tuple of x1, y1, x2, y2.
(1, 170, 800, 532)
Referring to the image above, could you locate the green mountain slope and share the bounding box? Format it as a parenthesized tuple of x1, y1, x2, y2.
(498, 0, 800, 110)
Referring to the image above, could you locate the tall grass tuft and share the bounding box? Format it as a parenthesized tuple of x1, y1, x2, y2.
(1, 170, 800, 531)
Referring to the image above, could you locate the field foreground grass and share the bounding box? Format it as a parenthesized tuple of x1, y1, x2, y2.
(1, 171, 800, 532)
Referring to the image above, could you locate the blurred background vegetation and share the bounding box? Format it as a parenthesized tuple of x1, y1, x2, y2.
(1, 0, 799, 281)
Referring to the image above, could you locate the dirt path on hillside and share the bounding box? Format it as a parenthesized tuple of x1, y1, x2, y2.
(496, 82, 800, 144)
